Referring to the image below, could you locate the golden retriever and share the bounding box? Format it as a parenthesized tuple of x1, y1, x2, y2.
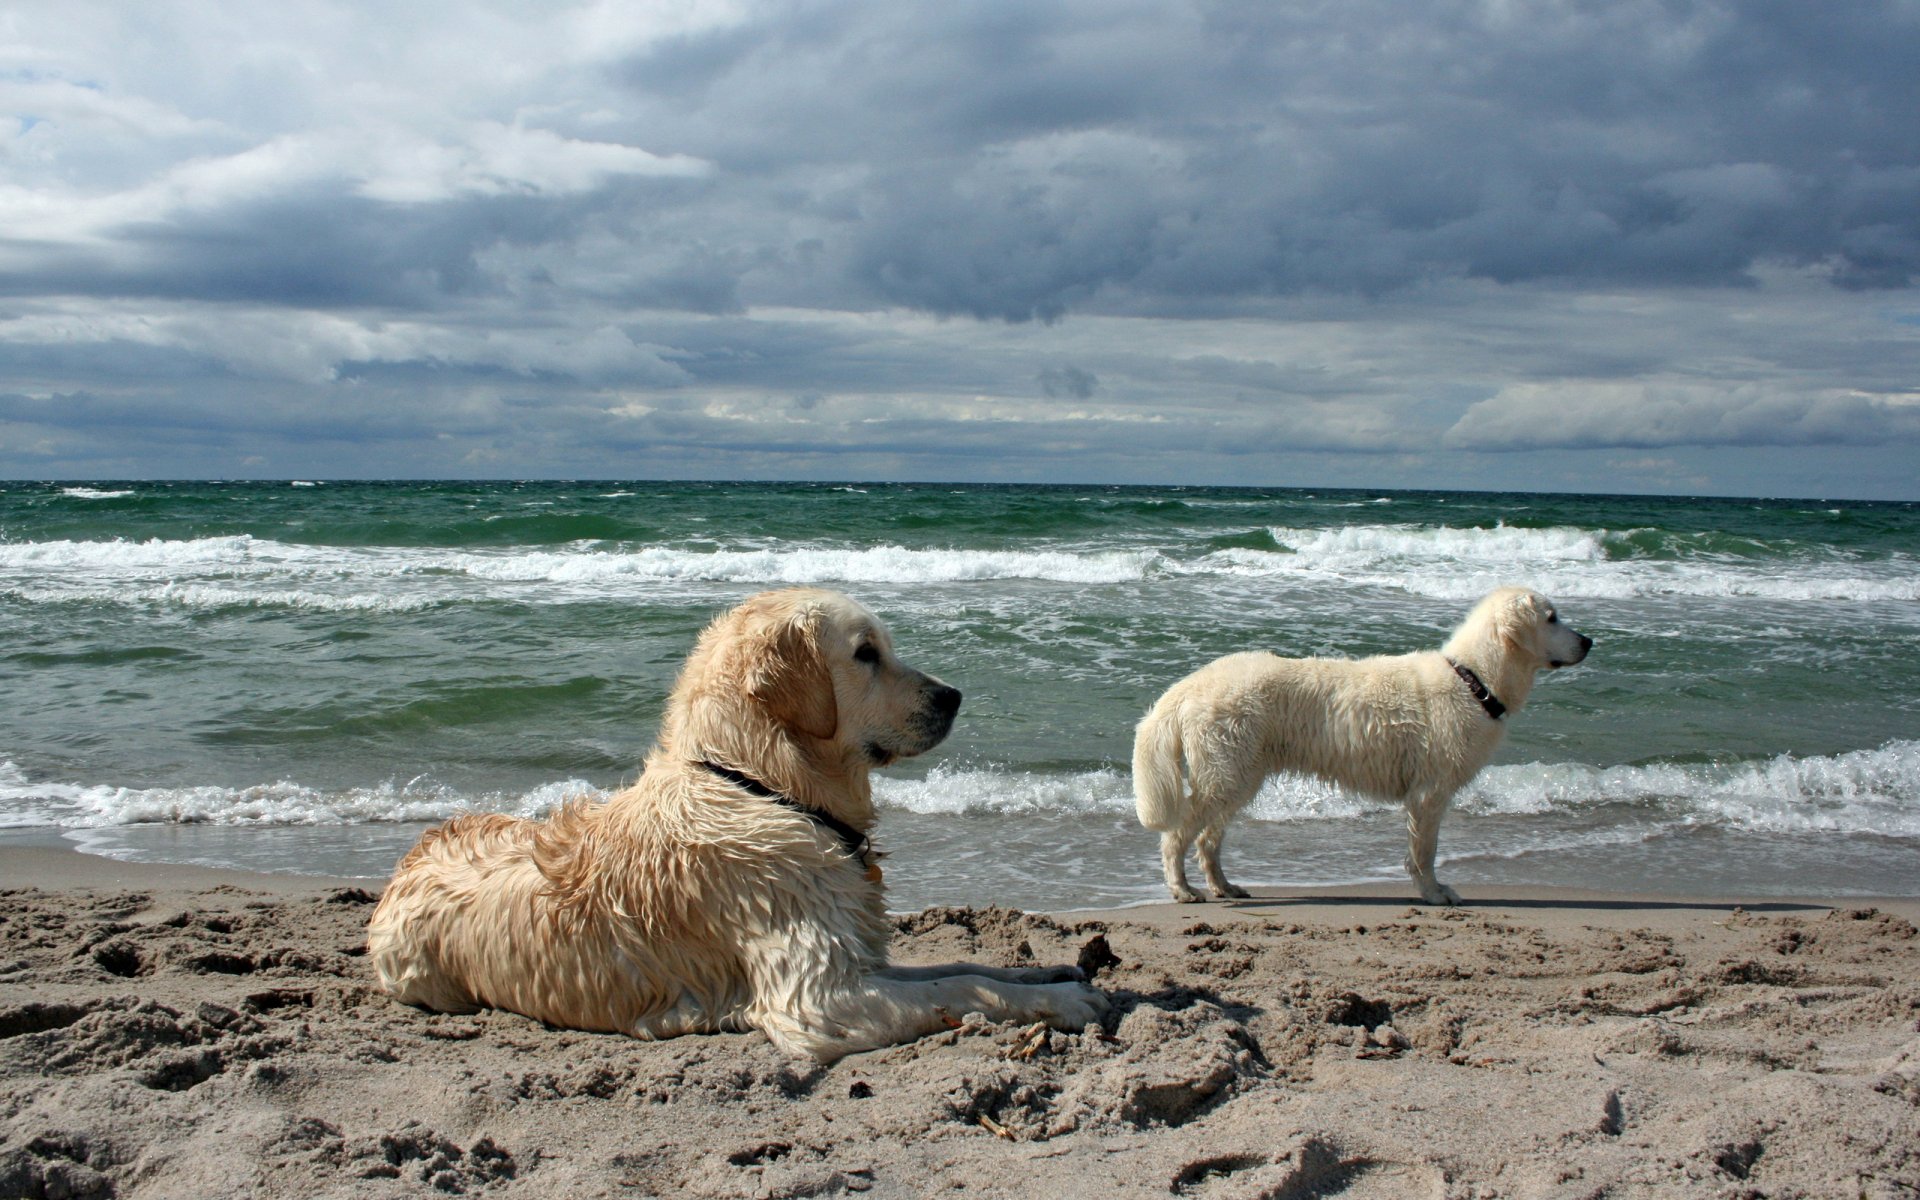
(366, 587, 1105, 1061)
(1133, 587, 1592, 905)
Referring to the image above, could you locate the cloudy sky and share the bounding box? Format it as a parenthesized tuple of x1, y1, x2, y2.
(3, 1, 1917, 497)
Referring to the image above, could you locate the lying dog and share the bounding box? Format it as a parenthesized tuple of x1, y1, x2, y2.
(1133, 587, 1592, 904)
(368, 587, 1105, 1060)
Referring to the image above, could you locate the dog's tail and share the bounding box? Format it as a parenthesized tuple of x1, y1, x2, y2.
(1131, 699, 1188, 831)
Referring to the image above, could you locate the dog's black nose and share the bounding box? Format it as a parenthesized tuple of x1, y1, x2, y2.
(930, 685, 962, 721)
(1579, 634, 1594, 653)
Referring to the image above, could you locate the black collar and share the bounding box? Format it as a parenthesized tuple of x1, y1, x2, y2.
(699, 761, 873, 864)
(1445, 658, 1507, 720)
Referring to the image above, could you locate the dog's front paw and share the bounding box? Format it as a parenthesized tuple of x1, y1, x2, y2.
(1418, 882, 1463, 906)
(1038, 983, 1109, 1030)
(1171, 886, 1205, 903)
(1212, 883, 1250, 900)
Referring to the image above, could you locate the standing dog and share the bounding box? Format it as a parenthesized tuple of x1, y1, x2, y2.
(1133, 587, 1592, 905)
(368, 588, 1104, 1061)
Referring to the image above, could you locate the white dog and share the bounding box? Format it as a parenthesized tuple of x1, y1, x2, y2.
(1133, 587, 1592, 905)
(368, 587, 1105, 1061)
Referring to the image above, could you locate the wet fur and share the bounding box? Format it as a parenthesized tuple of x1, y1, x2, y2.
(368, 587, 1105, 1060)
(1134, 587, 1592, 905)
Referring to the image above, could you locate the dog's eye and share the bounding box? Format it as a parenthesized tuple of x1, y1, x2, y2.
(1546, 613, 1558, 623)
(853, 644, 881, 665)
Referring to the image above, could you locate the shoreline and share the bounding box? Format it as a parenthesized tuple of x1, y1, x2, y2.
(5, 842, 1919, 1197)
(7, 838, 1914, 924)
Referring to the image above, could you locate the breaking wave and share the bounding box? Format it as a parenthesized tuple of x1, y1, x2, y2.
(3, 525, 1914, 609)
(8, 741, 1914, 839)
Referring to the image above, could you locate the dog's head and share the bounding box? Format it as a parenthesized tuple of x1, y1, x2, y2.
(1482, 587, 1593, 670)
(681, 588, 962, 766)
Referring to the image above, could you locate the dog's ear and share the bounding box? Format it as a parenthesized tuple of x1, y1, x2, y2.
(1495, 591, 1543, 656)
(747, 610, 839, 741)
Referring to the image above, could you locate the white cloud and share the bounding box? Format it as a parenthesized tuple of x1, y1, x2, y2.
(0, 300, 692, 386)
(354, 123, 710, 204)
(0, 74, 219, 140)
(1444, 381, 1920, 450)
(0, 123, 708, 260)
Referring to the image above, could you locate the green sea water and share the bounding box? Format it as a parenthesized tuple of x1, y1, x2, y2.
(3, 480, 1916, 908)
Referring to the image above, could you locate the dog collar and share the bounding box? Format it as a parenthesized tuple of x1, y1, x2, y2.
(1445, 658, 1507, 720)
(699, 761, 876, 869)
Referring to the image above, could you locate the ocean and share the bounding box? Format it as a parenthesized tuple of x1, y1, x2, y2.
(2, 480, 1916, 910)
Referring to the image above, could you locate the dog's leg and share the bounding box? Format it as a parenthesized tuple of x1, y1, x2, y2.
(757, 972, 1108, 1061)
(878, 963, 1084, 984)
(1195, 820, 1250, 899)
(1160, 828, 1204, 903)
(1404, 790, 1462, 905)
(743, 917, 1108, 1061)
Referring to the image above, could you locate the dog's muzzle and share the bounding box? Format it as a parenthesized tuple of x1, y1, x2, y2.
(866, 682, 962, 765)
(918, 684, 962, 744)
(1552, 632, 1594, 668)
(898, 683, 960, 748)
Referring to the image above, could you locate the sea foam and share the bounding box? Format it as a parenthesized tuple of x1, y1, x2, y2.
(8, 741, 1914, 838)
(4, 524, 1915, 609)
(0, 765, 599, 830)
(1218, 523, 1920, 602)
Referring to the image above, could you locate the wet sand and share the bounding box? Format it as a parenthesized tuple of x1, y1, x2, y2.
(4, 843, 1918, 1198)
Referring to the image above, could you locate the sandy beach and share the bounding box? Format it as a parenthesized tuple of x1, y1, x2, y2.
(4, 843, 1918, 1199)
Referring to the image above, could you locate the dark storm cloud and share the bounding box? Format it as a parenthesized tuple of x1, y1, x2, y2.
(15, 2, 1915, 321)
(3, 0, 1918, 495)
(1038, 366, 1097, 400)
(594, 0, 1920, 320)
